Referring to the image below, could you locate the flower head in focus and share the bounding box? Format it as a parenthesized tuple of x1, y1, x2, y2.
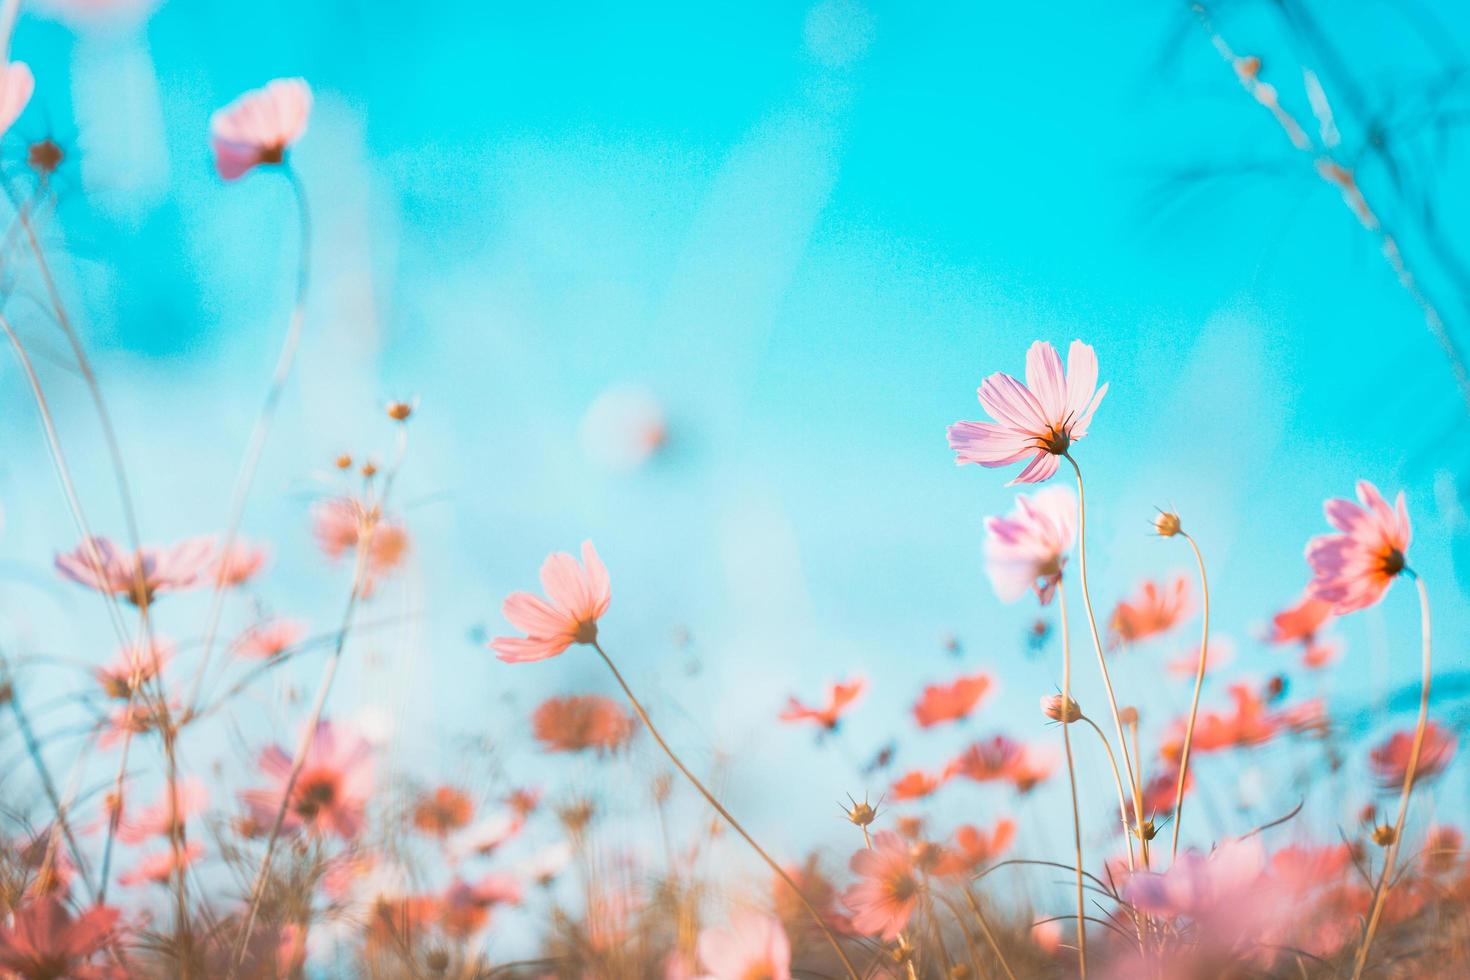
(1306, 481, 1411, 613)
(210, 78, 312, 180)
(490, 541, 610, 663)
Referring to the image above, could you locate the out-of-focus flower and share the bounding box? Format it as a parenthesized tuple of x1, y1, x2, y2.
(0, 62, 34, 136)
(94, 637, 174, 700)
(934, 819, 1015, 876)
(98, 698, 175, 749)
(1031, 917, 1062, 954)
(779, 676, 866, 730)
(235, 618, 307, 660)
(1140, 766, 1190, 817)
(1166, 637, 1235, 677)
(1162, 684, 1277, 759)
(119, 841, 204, 887)
(312, 498, 409, 597)
(519, 841, 573, 886)
(531, 694, 635, 753)
(507, 786, 541, 817)
(579, 384, 668, 471)
(774, 858, 856, 937)
(912, 671, 992, 728)
(1124, 836, 1265, 922)
(1370, 722, 1456, 789)
(0, 898, 120, 978)
(984, 485, 1077, 604)
(1006, 742, 1058, 793)
(211, 539, 270, 587)
(490, 541, 610, 663)
(117, 778, 207, 844)
(1306, 481, 1411, 613)
(241, 721, 374, 839)
(889, 768, 947, 802)
(843, 831, 920, 941)
(56, 536, 214, 605)
(696, 911, 791, 980)
(947, 339, 1108, 484)
(439, 873, 522, 938)
(1109, 575, 1190, 646)
(450, 811, 525, 863)
(413, 786, 475, 838)
(1267, 593, 1334, 644)
(211, 78, 312, 180)
(946, 735, 1024, 783)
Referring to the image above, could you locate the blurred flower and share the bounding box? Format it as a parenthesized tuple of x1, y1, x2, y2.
(241, 720, 374, 839)
(889, 768, 946, 802)
(1109, 575, 1190, 646)
(413, 786, 475, 838)
(1140, 766, 1190, 818)
(912, 671, 992, 728)
(1166, 637, 1235, 677)
(117, 778, 207, 844)
(844, 830, 919, 941)
(934, 819, 1015, 876)
(1370, 722, 1456, 790)
(1306, 481, 1411, 613)
(984, 485, 1076, 604)
(449, 811, 525, 862)
(1267, 593, 1334, 644)
(696, 912, 791, 980)
(210, 78, 312, 180)
(0, 898, 120, 978)
(1162, 684, 1277, 759)
(94, 637, 174, 700)
(947, 339, 1107, 484)
(56, 536, 214, 605)
(1124, 836, 1265, 922)
(0, 62, 34, 136)
(490, 541, 610, 663)
(1006, 742, 1058, 793)
(946, 735, 1024, 783)
(774, 858, 856, 937)
(312, 497, 409, 597)
(99, 698, 175, 749)
(779, 676, 866, 731)
(235, 618, 307, 660)
(519, 842, 573, 886)
(211, 539, 270, 587)
(532, 694, 635, 753)
(119, 841, 204, 887)
(439, 873, 521, 938)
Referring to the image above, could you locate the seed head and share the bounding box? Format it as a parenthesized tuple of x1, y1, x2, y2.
(335, 454, 353, 470)
(843, 794, 878, 827)
(1371, 824, 1397, 848)
(1154, 511, 1183, 538)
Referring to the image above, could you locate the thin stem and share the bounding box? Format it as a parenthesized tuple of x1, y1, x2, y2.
(590, 640, 859, 980)
(1055, 578, 1087, 978)
(1065, 454, 1149, 868)
(1350, 573, 1433, 980)
(1170, 531, 1211, 859)
(963, 887, 1020, 980)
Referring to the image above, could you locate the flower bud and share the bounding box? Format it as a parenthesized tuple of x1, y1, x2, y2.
(1154, 511, 1182, 537)
(386, 400, 413, 422)
(1042, 693, 1081, 723)
(844, 795, 877, 827)
(1371, 824, 1397, 848)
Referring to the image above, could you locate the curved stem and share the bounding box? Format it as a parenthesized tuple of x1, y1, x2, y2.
(1350, 572, 1433, 980)
(1055, 578, 1087, 978)
(1170, 532, 1211, 859)
(591, 640, 859, 980)
(1064, 454, 1149, 868)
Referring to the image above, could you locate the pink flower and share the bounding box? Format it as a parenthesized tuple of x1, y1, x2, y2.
(94, 637, 174, 700)
(697, 911, 791, 980)
(934, 819, 1016, 876)
(946, 735, 1024, 782)
(1124, 836, 1265, 921)
(0, 898, 120, 979)
(0, 62, 34, 136)
(117, 778, 207, 844)
(211, 539, 270, 587)
(947, 339, 1107, 484)
(984, 485, 1076, 604)
(490, 541, 610, 663)
(311, 497, 409, 597)
(1005, 742, 1058, 793)
(119, 841, 204, 887)
(843, 831, 920, 941)
(1166, 637, 1234, 676)
(889, 768, 947, 802)
(1267, 593, 1335, 644)
(235, 618, 307, 659)
(439, 873, 522, 938)
(912, 671, 992, 728)
(241, 721, 374, 840)
(778, 676, 866, 730)
(1110, 576, 1191, 646)
(1370, 722, 1456, 789)
(1306, 481, 1411, 613)
(531, 694, 635, 753)
(210, 78, 312, 180)
(1161, 683, 1277, 759)
(56, 536, 214, 605)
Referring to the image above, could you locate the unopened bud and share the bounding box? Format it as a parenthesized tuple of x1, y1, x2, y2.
(335, 454, 353, 470)
(386, 400, 413, 422)
(1042, 693, 1082, 723)
(1154, 511, 1182, 537)
(361, 461, 378, 478)
(1371, 824, 1397, 848)
(844, 795, 877, 827)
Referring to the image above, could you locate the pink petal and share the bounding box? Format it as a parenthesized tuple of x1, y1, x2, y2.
(1024, 340, 1068, 422)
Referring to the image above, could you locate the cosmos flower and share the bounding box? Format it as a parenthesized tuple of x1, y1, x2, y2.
(1165, 637, 1235, 677)
(779, 676, 866, 730)
(947, 339, 1107, 484)
(1005, 742, 1058, 793)
(117, 778, 208, 844)
(1110, 576, 1191, 646)
(1306, 481, 1411, 613)
(531, 694, 635, 753)
(56, 536, 214, 605)
(889, 768, 947, 802)
(1124, 836, 1266, 921)
(119, 841, 204, 887)
(1140, 766, 1191, 818)
(241, 721, 374, 840)
(0, 62, 34, 136)
(94, 637, 174, 700)
(911, 671, 992, 728)
(311, 497, 409, 597)
(439, 874, 522, 939)
(235, 618, 307, 659)
(0, 898, 120, 979)
(1370, 722, 1456, 790)
(210, 78, 312, 180)
(211, 539, 270, 587)
(946, 735, 1025, 783)
(983, 485, 1077, 604)
(934, 819, 1016, 876)
(412, 786, 475, 838)
(449, 811, 526, 863)
(1161, 684, 1277, 759)
(490, 541, 610, 663)
(843, 831, 920, 941)
(773, 859, 856, 937)
(1267, 593, 1335, 644)
(696, 912, 792, 980)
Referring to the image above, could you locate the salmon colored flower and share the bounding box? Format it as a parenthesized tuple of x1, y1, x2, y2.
(779, 676, 866, 730)
(948, 340, 1107, 484)
(773, 858, 856, 937)
(1306, 481, 1411, 613)
(211, 78, 312, 180)
(946, 735, 1024, 782)
(1370, 722, 1456, 789)
(235, 618, 307, 659)
(984, 485, 1076, 604)
(0, 62, 33, 136)
(1124, 836, 1266, 922)
(1267, 593, 1334, 644)
(94, 637, 174, 700)
(1006, 742, 1058, 793)
(1162, 684, 1277, 759)
(532, 694, 635, 753)
(312, 497, 409, 597)
(0, 898, 120, 978)
(1166, 637, 1235, 676)
(119, 841, 204, 887)
(1109, 575, 1190, 646)
(211, 539, 269, 587)
(1140, 766, 1190, 817)
(911, 671, 992, 728)
(56, 535, 214, 605)
(490, 541, 610, 663)
(117, 778, 207, 844)
(413, 786, 475, 838)
(934, 819, 1016, 876)
(241, 721, 374, 839)
(439, 873, 522, 938)
(889, 768, 947, 802)
(696, 912, 791, 980)
(843, 830, 920, 941)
